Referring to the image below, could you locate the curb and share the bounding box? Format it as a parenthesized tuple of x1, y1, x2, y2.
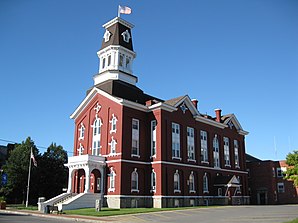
(0, 209, 115, 223)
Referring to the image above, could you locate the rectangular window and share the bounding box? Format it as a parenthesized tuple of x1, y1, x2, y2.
(151, 120, 157, 157)
(276, 168, 283, 177)
(234, 140, 240, 168)
(213, 135, 220, 168)
(108, 54, 111, 66)
(224, 137, 230, 166)
(277, 183, 285, 193)
(119, 54, 124, 67)
(187, 127, 195, 160)
(200, 130, 208, 162)
(131, 119, 140, 157)
(172, 123, 180, 159)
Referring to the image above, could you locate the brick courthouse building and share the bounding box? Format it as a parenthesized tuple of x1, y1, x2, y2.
(60, 16, 250, 209)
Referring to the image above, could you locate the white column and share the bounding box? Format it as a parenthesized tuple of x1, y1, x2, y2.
(84, 166, 91, 193)
(67, 168, 74, 193)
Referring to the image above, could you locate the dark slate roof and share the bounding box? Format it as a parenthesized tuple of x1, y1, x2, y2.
(100, 21, 133, 51)
(246, 153, 262, 162)
(214, 175, 232, 185)
(221, 114, 233, 122)
(88, 80, 163, 105)
(164, 95, 186, 107)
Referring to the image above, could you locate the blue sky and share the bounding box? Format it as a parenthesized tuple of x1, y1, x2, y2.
(0, 0, 297, 160)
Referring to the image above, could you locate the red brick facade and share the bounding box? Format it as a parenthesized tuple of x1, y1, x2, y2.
(67, 17, 250, 208)
(247, 159, 298, 204)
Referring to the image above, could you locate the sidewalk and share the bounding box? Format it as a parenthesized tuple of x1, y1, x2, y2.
(0, 208, 118, 222)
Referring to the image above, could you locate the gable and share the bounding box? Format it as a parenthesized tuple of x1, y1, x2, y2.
(223, 114, 249, 136)
(164, 95, 200, 117)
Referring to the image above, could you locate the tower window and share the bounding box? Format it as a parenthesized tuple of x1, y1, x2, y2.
(121, 30, 131, 43)
(102, 57, 106, 69)
(108, 55, 111, 66)
(119, 54, 124, 67)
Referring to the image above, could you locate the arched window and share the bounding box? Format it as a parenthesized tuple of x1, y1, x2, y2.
(213, 135, 220, 168)
(109, 136, 117, 154)
(151, 169, 156, 192)
(78, 123, 85, 140)
(174, 170, 180, 192)
(189, 171, 195, 193)
(77, 143, 84, 156)
(203, 173, 209, 193)
(92, 116, 102, 156)
(108, 168, 115, 192)
(131, 168, 139, 192)
(109, 114, 118, 134)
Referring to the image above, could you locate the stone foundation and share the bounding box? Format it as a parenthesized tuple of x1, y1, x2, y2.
(104, 195, 250, 208)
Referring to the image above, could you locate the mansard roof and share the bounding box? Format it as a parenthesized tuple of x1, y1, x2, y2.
(100, 17, 134, 51)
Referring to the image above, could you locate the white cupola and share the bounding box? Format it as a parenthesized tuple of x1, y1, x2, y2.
(93, 17, 137, 86)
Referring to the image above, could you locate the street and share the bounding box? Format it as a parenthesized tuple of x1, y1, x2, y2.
(0, 205, 298, 223)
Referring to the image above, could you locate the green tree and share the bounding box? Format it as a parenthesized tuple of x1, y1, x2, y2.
(1, 137, 39, 204)
(38, 143, 68, 200)
(284, 150, 298, 186)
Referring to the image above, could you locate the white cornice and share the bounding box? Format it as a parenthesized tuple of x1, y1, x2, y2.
(148, 102, 177, 112)
(195, 115, 226, 129)
(70, 87, 122, 120)
(97, 45, 136, 58)
(103, 17, 134, 29)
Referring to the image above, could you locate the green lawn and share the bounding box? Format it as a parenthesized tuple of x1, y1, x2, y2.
(284, 218, 298, 223)
(64, 206, 208, 217)
(7, 204, 38, 210)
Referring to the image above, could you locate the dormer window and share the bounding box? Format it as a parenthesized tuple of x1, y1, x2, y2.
(121, 30, 131, 43)
(103, 30, 111, 42)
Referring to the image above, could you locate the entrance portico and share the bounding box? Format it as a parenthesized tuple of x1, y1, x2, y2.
(65, 154, 106, 194)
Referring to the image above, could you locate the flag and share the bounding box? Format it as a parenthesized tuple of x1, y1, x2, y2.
(31, 148, 37, 167)
(119, 6, 132, 15)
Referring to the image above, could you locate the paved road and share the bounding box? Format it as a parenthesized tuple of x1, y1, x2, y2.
(0, 205, 297, 223)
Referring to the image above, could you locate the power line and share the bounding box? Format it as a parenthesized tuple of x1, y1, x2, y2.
(0, 138, 74, 155)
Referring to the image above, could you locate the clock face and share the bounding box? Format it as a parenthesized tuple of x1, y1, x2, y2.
(103, 30, 111, 42)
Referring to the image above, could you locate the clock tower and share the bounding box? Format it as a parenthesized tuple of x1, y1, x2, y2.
(93, 17, 137, 86)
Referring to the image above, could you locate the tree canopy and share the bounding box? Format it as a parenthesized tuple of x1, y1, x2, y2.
(284, 150, 298, 187)
(0, 137, 68, 204)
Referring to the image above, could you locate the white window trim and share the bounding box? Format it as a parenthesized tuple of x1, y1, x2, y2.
(109, 114, 118, 134)
(92, 115, 103, 156)
(213, 134, 220, 168)
(200, 130, 208, 163)
(151, 120, 157, 158)
(234, 140, 240, 168)
(189, 171, 196, 193)
(151, 169, 156, 193)
(203, 173, 209, 193)
(109, 136, 117, 155)
(187, 127, 195, 161)
(172, 123, 181, 159)
(131, 119, 140, 157)
(224, 137, 230, 166)
(108, 168, 116, 192)
(131, 168, 139, 193)
(174, 170, 180, 193)
(78, 123, 85, 141)
(77, 143, 84, 156)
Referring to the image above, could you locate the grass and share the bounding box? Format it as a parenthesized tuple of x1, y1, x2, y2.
(284, 218, 298, 223)
(7, 204, 38, 211)
(64, 206, 209, 217)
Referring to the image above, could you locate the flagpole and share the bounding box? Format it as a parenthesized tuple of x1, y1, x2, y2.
(25, 148, 32, 207)
(117, 5, 120, 17)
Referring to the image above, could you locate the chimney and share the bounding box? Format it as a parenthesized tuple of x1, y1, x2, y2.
(191, 99, 198, 110)
(215, 109, 222, 122)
